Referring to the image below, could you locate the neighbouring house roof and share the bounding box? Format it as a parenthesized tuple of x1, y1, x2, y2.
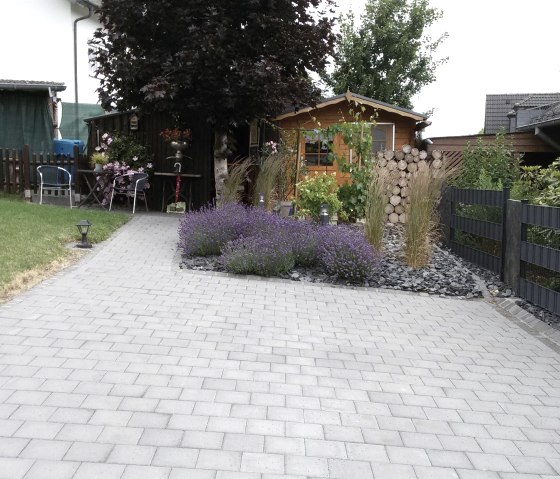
(485, 93, 560, 133)
(517, 101, 560, 129)
(273, 91, 428, 122)
(0, 79, 66, 92)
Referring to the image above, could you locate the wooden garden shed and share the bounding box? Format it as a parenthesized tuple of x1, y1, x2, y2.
(272, 91, 429, 185)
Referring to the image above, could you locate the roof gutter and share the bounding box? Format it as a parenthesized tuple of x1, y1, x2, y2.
(535, 126, 560, 151)
(0, 83, 66, 92)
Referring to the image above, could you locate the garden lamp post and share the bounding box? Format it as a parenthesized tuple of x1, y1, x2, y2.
(258, 192, 265, 209)
(76, 220, 92, 248)
(320, 204, 329, 225)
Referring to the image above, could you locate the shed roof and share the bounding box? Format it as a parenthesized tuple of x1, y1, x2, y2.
(0, 79, 66, 92)
(273, 91, 428, 122)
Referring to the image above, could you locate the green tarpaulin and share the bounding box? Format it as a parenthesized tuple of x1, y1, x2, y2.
(60, 102, 104, 150)
(0, 91, 53, 153)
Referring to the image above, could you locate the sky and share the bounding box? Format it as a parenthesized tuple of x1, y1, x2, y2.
(336, 0, 560, 138)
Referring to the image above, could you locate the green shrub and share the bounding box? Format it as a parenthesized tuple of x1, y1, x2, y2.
(295, 173, 342, 221)
(453, 131, 519, 189)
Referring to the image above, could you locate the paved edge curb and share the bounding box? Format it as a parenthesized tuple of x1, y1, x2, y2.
(489, 296, 560, 354)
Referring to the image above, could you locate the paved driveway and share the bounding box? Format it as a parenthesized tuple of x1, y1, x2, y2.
(1, 214, 560, 479)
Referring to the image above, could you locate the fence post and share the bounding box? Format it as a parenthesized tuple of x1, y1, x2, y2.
(22, 145, 32, 201)
(73, 145, 81, 203)
(499, 187, 510, 281)
(440, 184, 451, 245)
(449, 186, 456, 245)
(503, 198, 523, 291)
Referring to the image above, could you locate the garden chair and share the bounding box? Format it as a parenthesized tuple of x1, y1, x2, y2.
(109, 172, 149, 214)
(37, 165, 72, 207)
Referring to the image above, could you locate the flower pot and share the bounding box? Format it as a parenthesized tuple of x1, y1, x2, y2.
(279, 201, 294, 218)
(170, 141, 189, 159)
(94, 163, 103, 172)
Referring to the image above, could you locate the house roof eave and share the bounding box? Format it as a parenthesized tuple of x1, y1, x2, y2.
(0, 80, 66, 92)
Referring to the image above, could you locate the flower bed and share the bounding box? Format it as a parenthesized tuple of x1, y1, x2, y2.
(178, 203, 380, 282)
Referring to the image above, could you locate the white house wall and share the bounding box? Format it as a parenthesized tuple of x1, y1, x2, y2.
(0, 0, 101, 104)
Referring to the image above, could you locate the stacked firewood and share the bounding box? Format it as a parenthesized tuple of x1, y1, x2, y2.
(376, 145, 444, 224)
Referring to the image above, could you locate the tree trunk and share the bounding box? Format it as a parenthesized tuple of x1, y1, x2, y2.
(213, 129, 229, 205)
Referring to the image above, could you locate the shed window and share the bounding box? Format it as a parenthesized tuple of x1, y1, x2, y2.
(371, 124, 394, 152)
(304, 130, 333, 166)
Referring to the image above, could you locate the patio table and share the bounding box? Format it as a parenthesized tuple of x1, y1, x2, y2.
(154, 171, 202, 212)
(77, 169, 111, 209)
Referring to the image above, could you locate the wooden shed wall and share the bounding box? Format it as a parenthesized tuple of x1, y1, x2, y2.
(275, 103, 417, 185)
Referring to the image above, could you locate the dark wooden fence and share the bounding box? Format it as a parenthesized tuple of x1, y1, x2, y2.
(442, 187, 560, 315)
(518, 202, 560, 315)
(0, 145, 86, 198)
(443, 186, 509, 277)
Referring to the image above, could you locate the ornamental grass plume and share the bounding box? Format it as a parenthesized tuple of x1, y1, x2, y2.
(222, 157, 253, 204)
(404, 163, 458, 268)
(253, 152, 283, 210)
(364, 166, 392, 250)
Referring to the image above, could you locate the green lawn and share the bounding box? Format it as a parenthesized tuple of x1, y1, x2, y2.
(0, 193, 130, 293)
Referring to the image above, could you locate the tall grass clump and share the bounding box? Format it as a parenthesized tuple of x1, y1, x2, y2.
(364, 167, 391, 250)
(253, 154, 283, 210)
(222, 157, 253, 204)
(404, 165, 455, 268)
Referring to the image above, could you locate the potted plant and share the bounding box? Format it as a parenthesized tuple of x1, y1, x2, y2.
(90, 152, 108, 172)
(160, 128, 192, 158)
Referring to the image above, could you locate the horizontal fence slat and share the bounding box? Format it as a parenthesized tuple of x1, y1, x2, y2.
(450, 241, 502, 274)
(450, 188, 504, 207)
(522, 203, 560, 229)
(521, 241, 560, 274)
(451, 215, 502, 241)
(519, 278, 560, 316)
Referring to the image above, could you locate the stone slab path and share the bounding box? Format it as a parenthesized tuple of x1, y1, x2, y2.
(1, 214, 560, 478)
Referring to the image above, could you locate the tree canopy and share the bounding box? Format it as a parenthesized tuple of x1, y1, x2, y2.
(91, 0, 336, 128)
(324, 0, 447, 109)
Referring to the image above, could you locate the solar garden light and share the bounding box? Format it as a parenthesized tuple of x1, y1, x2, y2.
(320, 204, 329, 225)
(258, 192, 265, 209)
(76, 220, 92, 249)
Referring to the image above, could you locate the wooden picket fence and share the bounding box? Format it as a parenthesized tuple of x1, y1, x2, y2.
(0, 145, 87, 199)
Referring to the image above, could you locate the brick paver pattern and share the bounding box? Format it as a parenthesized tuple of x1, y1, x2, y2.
(1, 214, 560, 479)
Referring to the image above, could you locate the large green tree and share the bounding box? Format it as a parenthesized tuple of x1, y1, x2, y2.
(90, 0, 336, 201)
(324, 0, 447, 109)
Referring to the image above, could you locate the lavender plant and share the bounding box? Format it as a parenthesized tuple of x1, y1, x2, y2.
(178, 203, 381, 282)
(178, 203, 252, 256)
(318, 225, 380, 282)
(221, 233, 295, 276)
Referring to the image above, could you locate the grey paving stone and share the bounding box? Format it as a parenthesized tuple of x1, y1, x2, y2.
(223, 433, 264, 453)
(151, 446, 199, 468)
(22, 459, 79, 479)
(107, 444, 156, 465)
(1, 214, 560, 479)
(73, 463, 126, 479)
(121, 465, 171, 479)
(0, 458, 33, 479)
(240, 452, 284, 474)
(196, 450, 241, 471)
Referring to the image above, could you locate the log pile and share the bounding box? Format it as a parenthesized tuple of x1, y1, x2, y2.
(376, 145, 444, 224)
